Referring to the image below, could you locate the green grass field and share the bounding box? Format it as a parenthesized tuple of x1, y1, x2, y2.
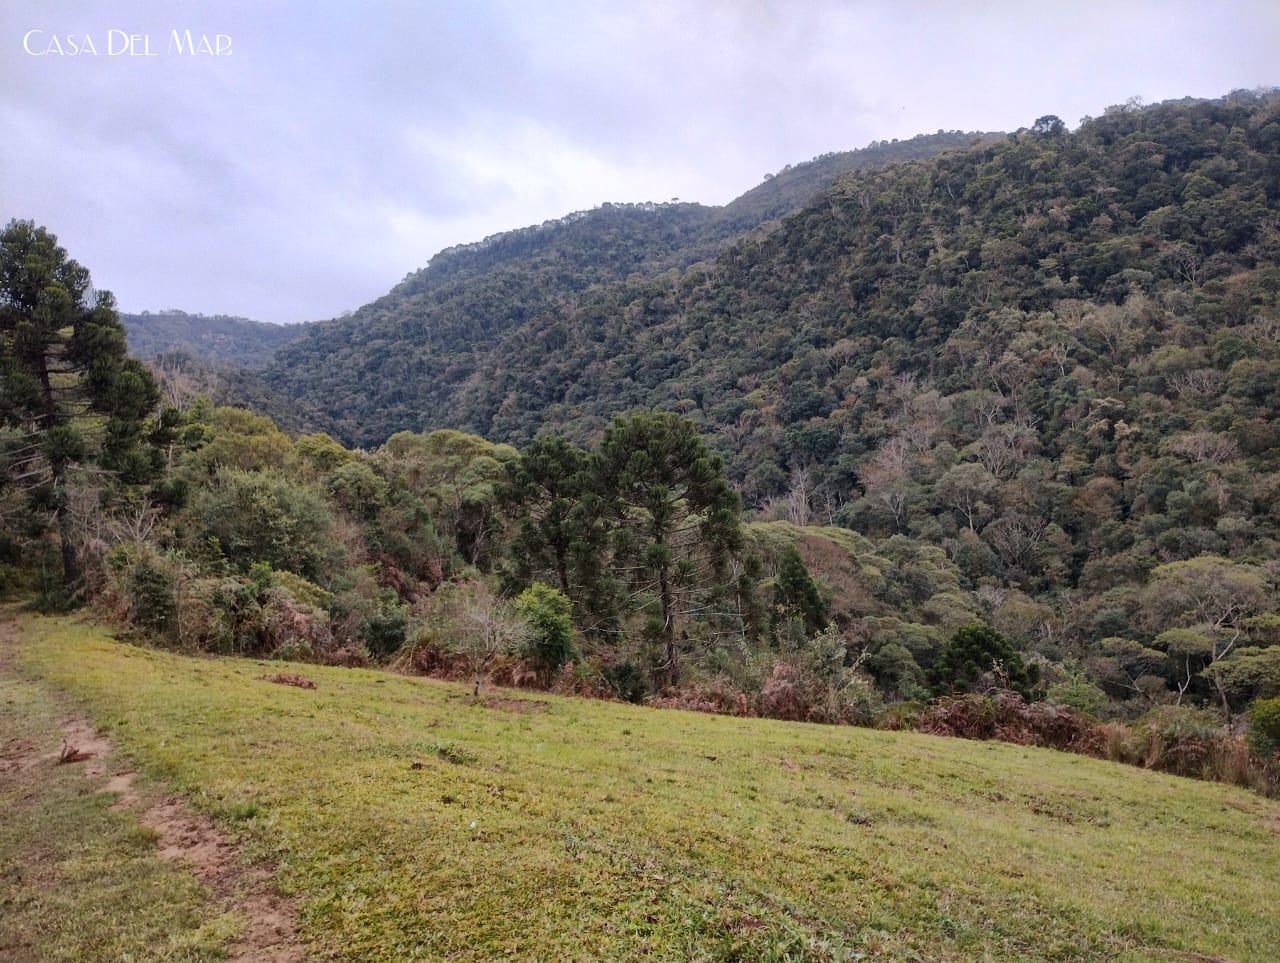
(6, 612, 1280, 962)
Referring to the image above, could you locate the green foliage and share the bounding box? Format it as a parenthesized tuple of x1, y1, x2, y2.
(0, 220, 160, 589)
(1247, 697, 1280, 756)
(499, 435, 599, 599)
(1046, 675, 1110, 717)
(515, 582, 575, 680)
(118, 548, 177, 637)
(596, 411, 741, 685)
(359, 588, 410, 657)
(1217, 649, 1280, 707)
(773, 546, 828, 635)
(191, 468, 337, 579)
(327, 459, 387, 521)
(14, 97, 1280, 727)
(256, 134, 986, 448)
(936, 624, 1037, 696)
(121, 309, 301, 369)
(198, 93, 1280, 715)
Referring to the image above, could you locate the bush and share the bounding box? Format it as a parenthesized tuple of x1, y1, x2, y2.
(1120, 706, 1251, 784)
(190, 468, 338, 579)
(757, 649, 885, 726)
(875, 701, 925, 731)
(1248, 697, 1280, 756)
(918, 691, 1101, 753)
(127, 559, 177, 635)
(103, 544, 179, 639)
(602, 660, 649, 704)
(648, 680, 752, 716)
(515, 583, 575, 681)
(1046, 675, 1110, 717)
(359, 588, 410, 657)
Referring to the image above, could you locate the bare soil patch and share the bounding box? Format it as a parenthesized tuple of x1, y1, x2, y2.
(265, 672, 317, 690)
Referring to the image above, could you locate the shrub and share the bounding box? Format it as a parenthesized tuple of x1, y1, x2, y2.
(602, 660, 649, 704)
(515, 583, 575, 682)
(359, 588, 410, 657)
(1248, 697, 1280, 756)
(1046, 675, 1110, 717)
(918, 691, 1101, 753)
(773, 546, 828, 634)
(190, 468, 338, 579)
(391, 580, 528, 683)
(876, 700, 925, 731)
(103, 544, 179, 640)
(127, 560, 177, 636)
(1121, 706, 1251, 784)
(648, 680, 752, 717)
(757, 649, 885, 726)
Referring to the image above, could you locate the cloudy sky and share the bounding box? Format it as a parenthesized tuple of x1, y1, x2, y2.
(3, 1, 1278, 324)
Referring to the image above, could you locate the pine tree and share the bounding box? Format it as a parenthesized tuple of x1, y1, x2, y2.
(595, 412, 740, 686)
(935, 624, 1037, 696)
(774, 545, 828, 635)
(0, 220, 159, 591)
(500, 435, 592, 596)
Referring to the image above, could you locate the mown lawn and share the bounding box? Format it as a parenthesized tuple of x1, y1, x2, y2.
(12, 612, 1280, 961)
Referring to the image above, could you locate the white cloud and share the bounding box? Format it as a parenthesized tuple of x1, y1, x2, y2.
(1, 0, 1277, 323)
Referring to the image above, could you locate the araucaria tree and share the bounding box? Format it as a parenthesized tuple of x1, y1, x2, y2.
(500, 436, 598, 593)
(595, 412, 741, 686)
(0, 220, 159, 591)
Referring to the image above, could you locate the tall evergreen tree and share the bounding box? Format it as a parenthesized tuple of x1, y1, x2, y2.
(0, 220, 159, 590)
(500, 435, 592, 596)
(595, 412, 740, 686)
(774, 545, 828, 636)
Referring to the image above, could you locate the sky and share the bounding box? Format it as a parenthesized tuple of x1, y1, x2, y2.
(2, 1, 1278, 324)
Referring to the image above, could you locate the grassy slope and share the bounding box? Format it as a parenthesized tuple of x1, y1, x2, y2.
(0, 625, 234, 961)
(14, 613, 1280, 962)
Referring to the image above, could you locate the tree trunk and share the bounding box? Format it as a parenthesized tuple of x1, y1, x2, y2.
(658, 559, 677, 687)
(554, 546, 569, 596)
(54, 477, 80, 593)
(40, 352, 80, 594)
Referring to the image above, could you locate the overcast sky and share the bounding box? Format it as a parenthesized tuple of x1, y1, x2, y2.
(3, 1, 1278, 324)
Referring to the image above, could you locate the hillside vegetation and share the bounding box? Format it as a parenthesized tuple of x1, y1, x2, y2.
(122, 310, 303, 369)
(12, 612, 1280, 962)
(76, 94, 1280, 740)
(6, 164, 1280, 792)
(256, 132, 992, 445)
(250, 93, 1280, 721)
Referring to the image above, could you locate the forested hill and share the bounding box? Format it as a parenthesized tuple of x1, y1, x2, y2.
(458, 92, 1280, 485)
(717, 130, 1001, 230)
(255, 131, 994, 444)
(122, 310, 304, 369)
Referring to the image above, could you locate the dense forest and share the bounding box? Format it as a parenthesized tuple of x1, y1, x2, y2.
(253, 131, 994, 445)
(122, 310, 303, 369)
(5, 93, 1280, 793)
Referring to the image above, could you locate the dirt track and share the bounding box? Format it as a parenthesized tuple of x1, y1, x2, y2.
(0, 613, 305, 962)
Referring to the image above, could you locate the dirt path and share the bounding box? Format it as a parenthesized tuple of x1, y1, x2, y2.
(0, 613, 305, 962)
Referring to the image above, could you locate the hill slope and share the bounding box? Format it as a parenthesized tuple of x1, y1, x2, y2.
(381, 93, 1280, 641)
(258, 131, 994, 445)
(122, 310, 305, 368)
(11, 612, 1280, 961)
